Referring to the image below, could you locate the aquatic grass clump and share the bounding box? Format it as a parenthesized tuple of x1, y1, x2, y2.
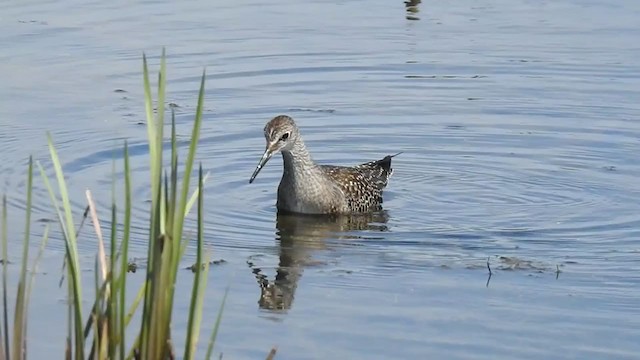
(1, 50, 277, 360)
(34, 50, 221, 360)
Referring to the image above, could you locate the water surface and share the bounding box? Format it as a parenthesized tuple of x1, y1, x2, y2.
(1, 0, 639, 358)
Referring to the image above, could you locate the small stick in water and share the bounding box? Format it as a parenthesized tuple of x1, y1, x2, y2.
(486, 257, 493, 288)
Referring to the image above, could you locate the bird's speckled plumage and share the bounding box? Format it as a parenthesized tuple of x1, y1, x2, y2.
(249, 115, 400, 215)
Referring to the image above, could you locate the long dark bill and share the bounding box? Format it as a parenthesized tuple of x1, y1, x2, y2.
(249, 148, 273, 183)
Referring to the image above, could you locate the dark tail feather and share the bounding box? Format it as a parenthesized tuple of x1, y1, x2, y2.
(376, 152, 403, 173)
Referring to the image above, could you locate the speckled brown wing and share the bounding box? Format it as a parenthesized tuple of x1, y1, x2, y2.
(320, 153, 398, 213)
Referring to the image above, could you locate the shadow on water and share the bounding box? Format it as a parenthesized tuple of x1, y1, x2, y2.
(248, 211, 390, 312)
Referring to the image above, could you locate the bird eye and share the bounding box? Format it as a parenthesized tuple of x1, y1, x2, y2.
(279, 133, 290, 141)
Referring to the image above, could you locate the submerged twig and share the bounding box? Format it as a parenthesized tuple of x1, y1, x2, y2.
(486, 257, 493, 288)
(556, 264, 561, 280)
(265, 346, 278, 360)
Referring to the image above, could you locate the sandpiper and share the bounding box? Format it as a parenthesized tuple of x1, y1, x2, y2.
(249, 115, 400, 215)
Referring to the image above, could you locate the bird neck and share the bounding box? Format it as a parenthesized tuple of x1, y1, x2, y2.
(281, 139, 318, 179)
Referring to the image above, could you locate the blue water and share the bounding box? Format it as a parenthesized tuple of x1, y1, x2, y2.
(1, 0, 639, 358)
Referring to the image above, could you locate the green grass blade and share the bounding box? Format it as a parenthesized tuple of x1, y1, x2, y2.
(26, 225, 50, 300)
(11, 156, 34, 359)
(143, 187, 169, 359)
(108, 201, 118, 359)
(169, 109, 178, 237)
(184, 165, 208, 360)
(45, 133, 83, 294)
(139, 52, 160, 359)
(185, 172, 210, 216)
(66, 289, 72, 360)
(119, 141, 132, 360)
(125, 282, 145, 327)
(172, 69, 206, 245)
(205, 286, 229, 360)
(142, 51, 162, 243)
(163, 70, 207, 335)
(143, 53, 157, 191)
(38, 136, 85, 359)
(93, 253, 101, 340)
(156, 47, 166, 159)
(23, 224, 50, 354)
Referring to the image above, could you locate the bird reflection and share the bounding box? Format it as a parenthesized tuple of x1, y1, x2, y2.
(405, 0, 421, 20)
(248, 211, 389, 312)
